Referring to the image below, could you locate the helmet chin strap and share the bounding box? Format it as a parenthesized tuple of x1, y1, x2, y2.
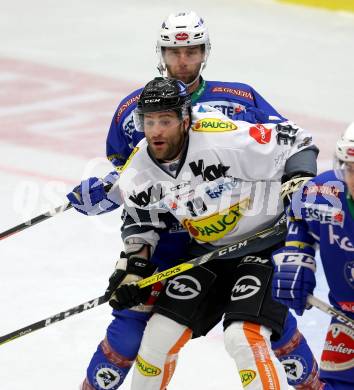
(184, 72, 201, 89)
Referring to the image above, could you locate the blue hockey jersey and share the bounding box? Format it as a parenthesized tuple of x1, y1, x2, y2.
(287, 170, 354, 317)
(106, 79, 286, 168)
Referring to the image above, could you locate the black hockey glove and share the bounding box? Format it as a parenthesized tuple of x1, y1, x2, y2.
(104, 251, 157, 311)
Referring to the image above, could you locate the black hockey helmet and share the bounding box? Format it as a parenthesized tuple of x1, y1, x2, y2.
(133, 77, 192, 132)
(136, 77, 191, 115)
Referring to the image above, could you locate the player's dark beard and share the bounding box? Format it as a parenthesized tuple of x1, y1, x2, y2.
(161, 131, 187, 162)
(148, 124, 187, 162)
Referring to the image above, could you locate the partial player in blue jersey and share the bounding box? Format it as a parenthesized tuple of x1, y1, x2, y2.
(272, 122, 354, 390)
(67, 11, 323, 390)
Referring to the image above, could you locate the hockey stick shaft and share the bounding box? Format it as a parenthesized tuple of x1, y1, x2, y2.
(137, 217, 287, 289)
(307, 295, 354, 331)
(0, 295, 106, 346)
(0, 202, 73, 241)
(0, 184, 112, 241)
(0, 219, 286, 346)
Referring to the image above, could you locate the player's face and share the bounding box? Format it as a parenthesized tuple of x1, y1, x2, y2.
(344, 162, 354, 198)
(144, 111, 189, 161)
(163, 46, 204, 85)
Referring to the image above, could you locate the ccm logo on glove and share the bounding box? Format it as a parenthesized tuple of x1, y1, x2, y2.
(273, 252, 316, 271)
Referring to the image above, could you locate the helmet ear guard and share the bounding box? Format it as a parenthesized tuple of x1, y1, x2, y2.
(156, 11, 211, 76)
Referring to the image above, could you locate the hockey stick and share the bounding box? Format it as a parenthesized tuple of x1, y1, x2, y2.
(0, 217, 287, 346)
(0, 184, 112, 241)
(0, 295, 106, 346)
(307, 295, 354, 331)
(0, 202, 73, 241)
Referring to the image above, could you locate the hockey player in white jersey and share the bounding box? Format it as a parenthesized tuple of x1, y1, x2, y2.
(104, 77, 320, 389)
(70, 11, 322, 390)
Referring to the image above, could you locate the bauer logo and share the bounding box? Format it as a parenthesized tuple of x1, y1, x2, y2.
(175, 32, 189, 41)
(94, 364, 122, 389)
(182, 198, 249, 242)
(166, 275, 202, 300)
(136, 355, 161, 376)
(192, 118, 237, 132)
(239, 369, 256, 387)
(249, 124, 272, 144)
(231, 275, 261, 301)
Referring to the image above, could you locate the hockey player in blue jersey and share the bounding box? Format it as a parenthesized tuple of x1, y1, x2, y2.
(67, 11, 323, 390)
(272, 122, 354, 389)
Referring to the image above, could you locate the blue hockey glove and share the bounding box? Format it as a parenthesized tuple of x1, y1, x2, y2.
(271, 248, 316, 316)
(67, 170, 121, 216)
(105, 252, 157, 311)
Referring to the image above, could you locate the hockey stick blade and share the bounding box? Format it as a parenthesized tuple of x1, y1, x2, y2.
(0, 220, 286, 346)
(0, 184, 112, 241)
(307, 295, 354, 331)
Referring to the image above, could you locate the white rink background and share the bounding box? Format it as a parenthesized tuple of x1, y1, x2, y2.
(0, 0, 353, 389)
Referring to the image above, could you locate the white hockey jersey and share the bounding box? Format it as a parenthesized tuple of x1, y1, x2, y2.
(118, 106, 315, 250)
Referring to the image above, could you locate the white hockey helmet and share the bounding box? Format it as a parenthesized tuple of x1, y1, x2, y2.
(156, 11, 211, 75)
(336, 122, 354, 163)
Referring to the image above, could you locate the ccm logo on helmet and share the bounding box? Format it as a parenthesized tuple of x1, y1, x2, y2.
(166, 275, 201, 300)
(231, 275, 261, 301)
(144, 98, 161, 103)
